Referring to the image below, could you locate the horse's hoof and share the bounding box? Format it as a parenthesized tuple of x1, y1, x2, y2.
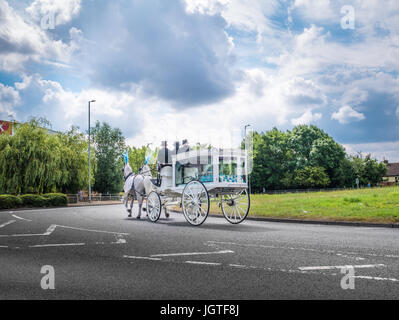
(165, 213, 170, 218)
(128, 215, 132, 218)
(137, 216, 141, 220)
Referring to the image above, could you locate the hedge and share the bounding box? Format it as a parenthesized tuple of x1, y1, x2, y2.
(0, 193, 68, 210)
(0, 195, 22, 209)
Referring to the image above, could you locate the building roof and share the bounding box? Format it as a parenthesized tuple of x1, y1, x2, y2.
(386, 163, 399, 177)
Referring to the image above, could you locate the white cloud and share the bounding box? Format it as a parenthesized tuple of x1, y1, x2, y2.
(332, 105, 366, 124)
(0, 0, 78, 72)
(26, 0, 81, 26)
(0, 83, 20, 118)
(291, 110, 322, 126)
(344, 140, 399, 162)
(396, 106, 399, 118)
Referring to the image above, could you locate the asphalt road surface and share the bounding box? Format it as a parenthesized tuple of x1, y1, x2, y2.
(1, 205, 398, 300)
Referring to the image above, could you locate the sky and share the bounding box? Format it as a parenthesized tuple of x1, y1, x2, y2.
(0, 0, 399, 160)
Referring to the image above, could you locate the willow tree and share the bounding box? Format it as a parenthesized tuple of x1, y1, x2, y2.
(0, 119, 92, 194)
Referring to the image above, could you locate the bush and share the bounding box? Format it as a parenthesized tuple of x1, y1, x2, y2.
(20, 194, 47, 207)
(0, 193, 68, 209)
(0, 195, 22, 209)
(42, 193, 68, 206)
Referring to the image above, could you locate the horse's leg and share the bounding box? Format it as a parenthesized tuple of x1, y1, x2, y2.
(128, 194, 134, 217)
(137, 194, 142, 219)
(164, 206, 169, 218)
(124, 193, 128, 209)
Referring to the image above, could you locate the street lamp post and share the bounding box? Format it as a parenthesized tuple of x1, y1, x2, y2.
(88, 100, 96, 203)
(244, 124, 251, 195)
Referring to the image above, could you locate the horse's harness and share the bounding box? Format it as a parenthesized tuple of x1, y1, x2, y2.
(125, 169, 150, 198)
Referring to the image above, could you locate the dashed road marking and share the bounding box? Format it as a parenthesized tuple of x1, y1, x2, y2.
(206, 241, 399, 260)
(0, 220, 16, 229)
(123, 255, 162, 261)
(185, 261, 222, 266)
(12, 214, 32, 222)
(55, 225, 129, 235)
(151, 250, 234, 258)
(229, 264, 248, 269)
(298, 264, 385, 271)
(29, 243, 86, 248)
(354, 276, 399, 282)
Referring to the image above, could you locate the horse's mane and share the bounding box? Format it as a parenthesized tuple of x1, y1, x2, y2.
(124, 163, 133, 176)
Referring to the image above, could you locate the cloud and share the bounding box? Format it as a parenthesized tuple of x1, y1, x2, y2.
(332, 105, 366, 124)
(0, 83, 20, 118)
(26, 0, 81, 26)
(70, 0, 236, 107)
(291, 110, 322, 126)
(344, 141, 399, 162)
(0, 0, 77, 72)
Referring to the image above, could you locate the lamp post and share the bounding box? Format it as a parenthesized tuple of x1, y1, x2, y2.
(88, 100, 96, 203)
(244, 124, 251, 195)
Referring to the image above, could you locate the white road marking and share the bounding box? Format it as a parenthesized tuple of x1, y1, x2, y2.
(0, 245, 9, 248)
(229, 264, 248, 268)
(123, 255, 162, 261)
(29, 243, 86, 248)
(298, 264, 385, 271)
(44, 224, 57, 235)
(151, 250, 234, 258)
(354, 276, 399, 282)
(0, 220, 16, 229)
(207, 241, 399, 260)
(55, 225, 129, 235)
(185, 261, 222, 266)
(0, 233, 48, 238)
(12, 214, 32, 222)
(113, 234, 127, 244)
(336, 253, 365, 261)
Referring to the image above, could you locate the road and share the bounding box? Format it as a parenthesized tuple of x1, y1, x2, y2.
(0, 205, 398, 300)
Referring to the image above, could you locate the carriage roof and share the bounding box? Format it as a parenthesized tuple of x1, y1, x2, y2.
(171, 148, 248, 164)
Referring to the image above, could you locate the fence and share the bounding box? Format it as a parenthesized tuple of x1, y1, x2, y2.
(67, 194, 123, 204)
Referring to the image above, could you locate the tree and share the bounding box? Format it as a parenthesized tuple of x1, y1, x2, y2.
(128, 146, 148, 173)
(282, 166, 331, 189)
(289, 125, 346, 186)
(0, 119, 91, 194)
(56, 127, 95, 193)
(251, 129, 294, 192)
(348, 153, 387, 187)
(91, 121, 126, 194)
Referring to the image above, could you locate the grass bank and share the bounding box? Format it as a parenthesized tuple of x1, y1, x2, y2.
(205, 186, 399, 224)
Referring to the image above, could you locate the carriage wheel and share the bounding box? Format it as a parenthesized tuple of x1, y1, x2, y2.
(147, 191, 162, 222)
(221, 189, 250, 224)
(182, 180, 209, 226)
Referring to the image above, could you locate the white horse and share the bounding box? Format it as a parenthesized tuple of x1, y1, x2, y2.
(123, 163, 169, 219)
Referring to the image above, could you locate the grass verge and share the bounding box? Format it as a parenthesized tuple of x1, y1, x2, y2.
(175, 186, 399, 224)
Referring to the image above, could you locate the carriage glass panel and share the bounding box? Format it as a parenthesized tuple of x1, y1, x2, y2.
(219, 157, 238, 183)
(175, 152, 213, 186)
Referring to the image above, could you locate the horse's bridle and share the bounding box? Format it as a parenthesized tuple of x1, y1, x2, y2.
(124, 172, 134, 182)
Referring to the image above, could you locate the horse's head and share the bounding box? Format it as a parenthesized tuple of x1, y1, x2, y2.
(123, 162, 133, 179)
(139, 164, 152, 177)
